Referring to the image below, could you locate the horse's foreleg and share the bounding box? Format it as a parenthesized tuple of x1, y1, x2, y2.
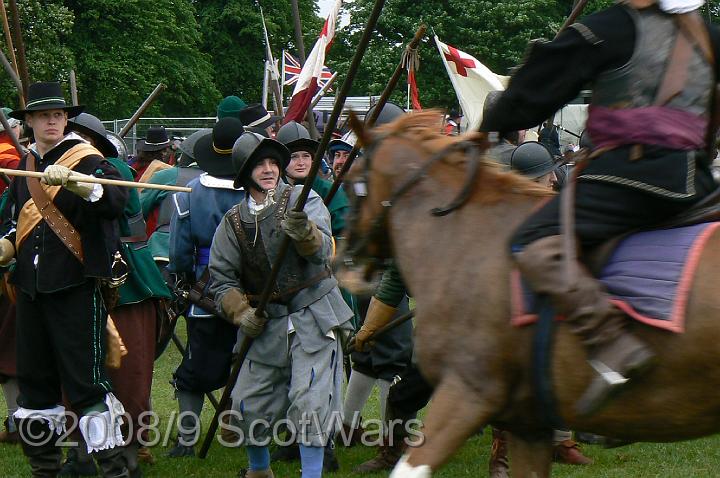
(390, 373, 498, 477)
(508, 434, 553, 478)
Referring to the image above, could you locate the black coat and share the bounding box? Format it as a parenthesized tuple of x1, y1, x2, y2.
(7, 138, 128, 296)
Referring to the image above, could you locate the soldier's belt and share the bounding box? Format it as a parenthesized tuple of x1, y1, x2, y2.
(246, 269, 331, 306)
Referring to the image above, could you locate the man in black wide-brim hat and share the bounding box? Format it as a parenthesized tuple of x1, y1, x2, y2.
(2, 81, 131, 477)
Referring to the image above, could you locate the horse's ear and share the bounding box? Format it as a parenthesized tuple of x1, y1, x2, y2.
(348, 111, 371, 148)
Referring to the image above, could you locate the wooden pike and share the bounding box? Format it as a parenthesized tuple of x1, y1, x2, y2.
(198, 0, 389, 459)
(0, 168, 191, 192)
(118, 83, 166, 138)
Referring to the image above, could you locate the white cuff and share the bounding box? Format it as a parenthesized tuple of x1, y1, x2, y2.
(13, 405, 67, 435)
(79, 393, 126, 453)
(83, 183, 104, 202)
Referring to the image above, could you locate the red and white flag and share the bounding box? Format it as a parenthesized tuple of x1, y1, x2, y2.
(283, 0, 343, 124)
(434, 36, 509, 129)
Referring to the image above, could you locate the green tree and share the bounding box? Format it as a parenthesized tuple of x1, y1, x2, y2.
(196, 0, 321, 106)
(64, 0, 220, 119)
(329, 0, 614, 110)
(0, 0, 74, 109)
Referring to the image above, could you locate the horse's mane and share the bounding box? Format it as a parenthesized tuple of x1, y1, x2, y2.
(373, 110, 553, 201)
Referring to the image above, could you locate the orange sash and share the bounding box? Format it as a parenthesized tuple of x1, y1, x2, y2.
(16, 143, 102, 251)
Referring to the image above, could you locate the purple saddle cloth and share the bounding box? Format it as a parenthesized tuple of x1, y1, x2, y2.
(511, 222, 720, 333)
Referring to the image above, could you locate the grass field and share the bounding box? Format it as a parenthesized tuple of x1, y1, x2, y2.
(2, 318, 720, 477)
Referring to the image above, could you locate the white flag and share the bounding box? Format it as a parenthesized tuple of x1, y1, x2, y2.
(283, 0, 343, 124)
(434, 36, 509, 130)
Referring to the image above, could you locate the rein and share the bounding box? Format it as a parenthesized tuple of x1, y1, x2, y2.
(348, 135, 483, 259)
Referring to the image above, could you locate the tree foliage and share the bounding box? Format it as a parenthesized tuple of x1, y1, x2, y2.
(2, 0, 703, 120)
(0, 0, 74, 108)
(0, 0, 325, 118)
(328, 0, 614, 110)
(196, 0, 321, 106)
(64, 0, 220, 118)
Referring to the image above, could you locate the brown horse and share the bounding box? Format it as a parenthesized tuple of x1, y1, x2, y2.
(340, 111, 720, 477)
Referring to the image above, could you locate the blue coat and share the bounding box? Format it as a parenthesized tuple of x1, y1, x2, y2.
(168, 174, 245, 317)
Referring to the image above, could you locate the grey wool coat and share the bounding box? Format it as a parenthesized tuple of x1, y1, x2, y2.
(209, 181, 353, 367)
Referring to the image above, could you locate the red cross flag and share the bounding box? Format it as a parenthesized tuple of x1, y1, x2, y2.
(434, 35, 509, 130)
(283, 0, 344, 124)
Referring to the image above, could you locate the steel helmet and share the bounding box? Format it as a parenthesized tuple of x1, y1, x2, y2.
(231, 132, 290, 189)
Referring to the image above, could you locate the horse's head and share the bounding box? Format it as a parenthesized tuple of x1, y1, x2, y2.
(339, 110, 475, 291)
(337, 110, 553, 295)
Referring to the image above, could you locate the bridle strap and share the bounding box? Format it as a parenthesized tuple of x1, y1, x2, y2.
(348, 138, 479, 258)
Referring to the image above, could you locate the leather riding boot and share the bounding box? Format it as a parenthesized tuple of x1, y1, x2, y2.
(16, 418, 63, 478)
(515, 235, 656, 416)
(93, 446, 130, 478)
(489, 428, 510, 478)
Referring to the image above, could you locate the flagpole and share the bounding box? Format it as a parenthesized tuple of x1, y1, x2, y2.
(324, 24, 427, 205)
(198, 0, 388, 459)
(262, 61, 270, 110)
(291, 0, 322, 140)
(259, 4, 284, 118)
(406, 82, 411, 110)
(311, 72, 339, 109)
(280, 49, 286, 104)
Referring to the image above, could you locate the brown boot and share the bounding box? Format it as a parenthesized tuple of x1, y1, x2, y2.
(353, 427, 406, 473)
(489, 428, 510, 478)
(516, 235, 656, 416)
(553, 439, 593, 465)
(136, 446, 155, 465)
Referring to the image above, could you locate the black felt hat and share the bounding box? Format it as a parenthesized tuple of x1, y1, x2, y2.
(68, 113, 118, 158)
(194, 118, 245, 177)
(10, 81, 84, 120)
(238, 103, 281, 130)
(136, 126, 170, 152)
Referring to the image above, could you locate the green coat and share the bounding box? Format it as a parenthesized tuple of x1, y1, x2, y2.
(140, 167, 179, 262)
(108, 158, 172, 304)
(310, 176, 350, 237)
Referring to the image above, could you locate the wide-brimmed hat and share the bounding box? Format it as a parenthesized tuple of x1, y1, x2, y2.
(194, 118, 245, 177)
(177, 128, 210, 166)
(232, 132, 290, 189)
(68, 113, 118, 158)
(239, 104, 281, 130)
(10, 81, 84, 120)
(136, 126, 170, 152)
(276, 121, 318, 154)
(217, 95, 247, 120)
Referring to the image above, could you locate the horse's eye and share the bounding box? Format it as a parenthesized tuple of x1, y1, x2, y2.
(353, 181, 368, 197)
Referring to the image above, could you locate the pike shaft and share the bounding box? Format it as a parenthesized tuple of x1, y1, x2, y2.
(0, 168, 191, 192)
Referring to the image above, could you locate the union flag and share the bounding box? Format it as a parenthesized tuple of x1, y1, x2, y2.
(283, 51, 334, 89)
